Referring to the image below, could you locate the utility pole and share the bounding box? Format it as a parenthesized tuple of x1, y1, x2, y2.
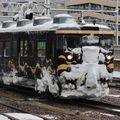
(116, 0, 119, 45)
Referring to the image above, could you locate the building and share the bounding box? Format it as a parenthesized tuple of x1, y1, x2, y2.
(65, 0, 120, 44)
(50, 0, 66, 16)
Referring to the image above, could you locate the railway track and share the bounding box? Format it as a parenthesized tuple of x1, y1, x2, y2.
(0, 95, 90, 120)
(45, 98, 120, 116)
(0, 83, 120, 118)
(0, 101, 50, 120)
(74, 98, 120, 116)
(109, 77, 120, 88)
(0, 85, 50, 120)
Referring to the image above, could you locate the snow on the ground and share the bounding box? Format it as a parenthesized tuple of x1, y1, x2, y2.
(113, 71, 120, 78)
(0, 115, 10, 120)
(5, 113, 44, 120)
(108, 94, 120, 97)
(41, 114, 57, 119)
(0, 113, 57, 120)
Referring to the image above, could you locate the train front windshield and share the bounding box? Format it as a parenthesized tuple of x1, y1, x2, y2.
(56, 34, 114, 50)
(100, 36, 114, 50)
(56, 35, 82, 50)
(82, 35, 99, 46)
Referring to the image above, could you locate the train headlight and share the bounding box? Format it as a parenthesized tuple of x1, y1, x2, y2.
(67, 54, 73, 60)
(106, 55, 112, 60)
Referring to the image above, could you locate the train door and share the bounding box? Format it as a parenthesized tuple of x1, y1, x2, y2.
(46, 32, 56, 67)
(2, 38, 12, 64)
(0, 40, 4, 71)
(0, 41, 3, 58)
(0, 34, 13, 74)
(19, 33, 35, 67)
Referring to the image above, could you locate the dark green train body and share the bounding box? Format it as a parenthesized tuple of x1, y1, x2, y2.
(0, 14, 114, 98)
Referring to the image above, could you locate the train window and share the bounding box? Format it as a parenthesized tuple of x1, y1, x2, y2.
(24, 40, 28, 57)
(100, 36, 113, 50)
(56, 36, 66, 50)
(56, 35, 82, 50)
(20, 40, 28, 57)
(64, 35, 82, 48)
(29, 41, 34, 57)
(82, 35, 99, 46)
(37, 41, 46, 57)
(81, 26, 99, 30)
(0, 42, 3, 57)
(20, 41, 23, 56)
(4, 41, 11, 57)
(54, 17, 76, 24)
(13, 41, 17, 57)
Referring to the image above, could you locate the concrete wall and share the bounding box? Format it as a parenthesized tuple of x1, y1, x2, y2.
(114, 45, 120, 71)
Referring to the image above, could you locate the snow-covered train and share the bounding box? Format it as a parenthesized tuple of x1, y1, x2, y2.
(0, 14, 114, 98)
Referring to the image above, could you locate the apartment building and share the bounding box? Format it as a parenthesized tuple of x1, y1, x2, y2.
(65, 0, 120, 44)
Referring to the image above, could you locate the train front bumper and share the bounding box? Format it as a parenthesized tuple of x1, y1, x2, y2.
(59, 63, 112, 98)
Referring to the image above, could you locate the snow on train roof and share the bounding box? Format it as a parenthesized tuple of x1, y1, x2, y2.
(34, 16, 52, 20)
(81, 23, 111, 30)
(0, 14, 79, 33)
(0, 14, 112, 33)
(54, 14, 73, 18)
(0, 18, 53, 33)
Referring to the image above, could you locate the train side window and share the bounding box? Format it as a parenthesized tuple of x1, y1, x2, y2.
(4, 41, 11, 57)
(0, 42, 3, 57)
(20, 41, 24, 56)
(20, 40, 28, 57)
(24, 40, 28, 57)
(56, 36, 65, 49)
(29, 41, 34, 57)
(37, 41, 46, 57)
(13, 41, 17, 57)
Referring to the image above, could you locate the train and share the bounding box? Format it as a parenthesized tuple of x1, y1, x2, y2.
(0, 13, 114, 98)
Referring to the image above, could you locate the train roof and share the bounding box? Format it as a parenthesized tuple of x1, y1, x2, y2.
(80, 23, 111, 30)
(0, 14, 114, 34)
(0, 17, 53, 33)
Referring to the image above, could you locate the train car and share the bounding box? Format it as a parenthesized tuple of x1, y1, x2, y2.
(0, 14, 114, 98)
